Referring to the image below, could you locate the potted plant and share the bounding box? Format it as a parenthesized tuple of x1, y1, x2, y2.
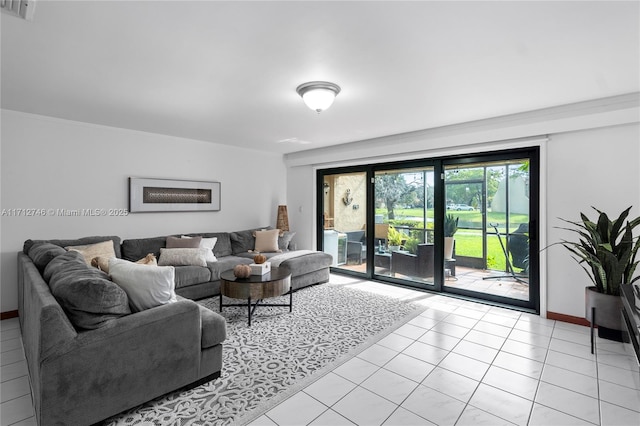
(387, 225, 404, 252)
(556, 206, 640, 342)
(444, 214, 459, 260)
(403, 235, 420, 255)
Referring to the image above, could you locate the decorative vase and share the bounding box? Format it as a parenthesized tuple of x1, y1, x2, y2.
(444, 237, 455, 260)
(585, 286, 624, 340)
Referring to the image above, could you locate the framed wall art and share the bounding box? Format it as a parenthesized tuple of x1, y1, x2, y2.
(129, 178, 221, 212)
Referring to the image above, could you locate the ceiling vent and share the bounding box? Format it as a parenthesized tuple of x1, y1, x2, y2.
(1, 0, 35, 21)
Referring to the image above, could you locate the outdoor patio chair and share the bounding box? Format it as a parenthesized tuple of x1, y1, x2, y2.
(483, 223, 528, 284)
(345, 230, 366, 264)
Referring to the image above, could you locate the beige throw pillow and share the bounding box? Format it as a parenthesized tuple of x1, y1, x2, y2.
(66, 240, 116, 266)
(158, 248, 209, 267)
(91, 253, 157, 273)
(136, 253, 158, 266)
(254, 229, 281, 253)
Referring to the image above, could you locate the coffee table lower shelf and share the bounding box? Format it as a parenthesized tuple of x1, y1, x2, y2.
(219, 267, 292, 326)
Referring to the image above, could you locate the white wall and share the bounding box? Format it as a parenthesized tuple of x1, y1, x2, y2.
(1, 110, 287, 312)
(285, 108, 640, 319)
(286, 165, 316, 251)
(546, 125, 640, 317)
(3, 97, 638, 319)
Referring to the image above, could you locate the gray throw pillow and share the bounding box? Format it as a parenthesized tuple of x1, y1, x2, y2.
(121, 236, 166, 261)
(43, 250, 92, 282)
(23, 236, 121, 258)
(229, 229, 256, 253)
(229, 227, 271, 254)
(47, 251, 131, 329)
(278, 231, 297, 251)
(28, 243, 67, 272)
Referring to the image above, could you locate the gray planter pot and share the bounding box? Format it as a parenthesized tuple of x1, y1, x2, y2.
(585, 286, 623, 330)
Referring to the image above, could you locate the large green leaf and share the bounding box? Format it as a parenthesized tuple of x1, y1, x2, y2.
(556, 206, 640, 296)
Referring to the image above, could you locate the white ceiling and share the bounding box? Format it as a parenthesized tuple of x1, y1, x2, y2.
(2, 1, 639, 154)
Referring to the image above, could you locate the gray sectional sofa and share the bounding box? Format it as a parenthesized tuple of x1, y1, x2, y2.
(118, 227, 332, 300)
(18, 228, 332, 426)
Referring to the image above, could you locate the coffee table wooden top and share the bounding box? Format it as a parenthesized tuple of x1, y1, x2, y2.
(220, 267, 291, 300)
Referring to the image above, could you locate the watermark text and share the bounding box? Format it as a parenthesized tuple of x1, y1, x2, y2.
(1, 208, 129, 217)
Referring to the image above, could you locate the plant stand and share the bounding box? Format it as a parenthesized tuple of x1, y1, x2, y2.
(586, 286, 624, 353)
(589, 307, 624, 354)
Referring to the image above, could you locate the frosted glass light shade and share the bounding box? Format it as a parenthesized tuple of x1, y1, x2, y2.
(296, 81, 341, 113)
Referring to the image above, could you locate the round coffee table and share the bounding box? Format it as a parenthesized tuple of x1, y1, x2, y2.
(219, 266, 292, 326)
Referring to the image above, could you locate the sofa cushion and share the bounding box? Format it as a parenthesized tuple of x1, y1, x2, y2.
(28, 243, 67, 272)
(229, 227, 271, 254)
(23, 236, 121, 258)
(43, 249, 109, 282)
(46, 251, 131, 330)
(204, 233, 232, 257)
(121, 236, 168, 261)
(235, 252, 281, 260)
(66, 240, 116, 265)
(174, 266, 212, 288)
(109, 258, 177, 312)
(229, 228, 256, 254)
(166, 236, 201, 248)
(278, 251, 334, 277)
(206, 256, 251, 281)
(278, 231, 296, 251)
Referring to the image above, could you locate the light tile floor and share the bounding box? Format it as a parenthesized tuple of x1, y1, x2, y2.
(2, 274, 639, 426)
(249, 275, 640, 426)
(1, 317, 35, 426)
(339, 263, 530, 301)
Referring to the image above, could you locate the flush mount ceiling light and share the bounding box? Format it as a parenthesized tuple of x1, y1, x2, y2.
(296, 81, 341, 113)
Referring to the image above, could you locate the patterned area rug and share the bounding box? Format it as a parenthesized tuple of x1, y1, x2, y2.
(105, 282, 425, 425)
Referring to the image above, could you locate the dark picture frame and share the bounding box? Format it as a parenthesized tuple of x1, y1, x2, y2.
(129, 177, 221, 212)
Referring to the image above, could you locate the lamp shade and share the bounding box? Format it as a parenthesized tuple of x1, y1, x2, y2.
(296, 81, 341, 113)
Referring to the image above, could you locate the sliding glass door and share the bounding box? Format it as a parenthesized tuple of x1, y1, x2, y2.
(442, 156, 537, 309)
(373, 166, 436, 289)
(317, 147, 539, 312)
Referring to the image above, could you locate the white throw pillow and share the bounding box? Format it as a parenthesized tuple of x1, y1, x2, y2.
(158, 248, 209, 267)
(109, 258, 177, 312)
(254, 229, 281, 252)
(181, 236, 217, 262)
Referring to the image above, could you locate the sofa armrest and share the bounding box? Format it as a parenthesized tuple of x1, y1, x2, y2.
(38, 300, 205, 425)
(43, 299, 202, 361)
(198, 304, 226, 348)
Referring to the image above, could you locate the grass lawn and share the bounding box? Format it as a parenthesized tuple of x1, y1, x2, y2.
(455, 230, 507, 271)
(375, 208, 529, 272)
(377, 208, 528, 233)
